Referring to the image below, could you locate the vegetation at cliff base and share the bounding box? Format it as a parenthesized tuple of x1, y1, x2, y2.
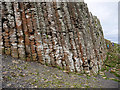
(101, 39, 120, 80)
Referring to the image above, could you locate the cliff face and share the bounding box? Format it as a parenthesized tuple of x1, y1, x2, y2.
(1, 1, 107, 74)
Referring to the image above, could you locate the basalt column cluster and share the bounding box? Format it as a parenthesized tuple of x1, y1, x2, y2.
(1, 2, 107, 74)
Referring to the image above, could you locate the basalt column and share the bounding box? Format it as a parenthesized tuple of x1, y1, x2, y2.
(1, 1, 107, 75)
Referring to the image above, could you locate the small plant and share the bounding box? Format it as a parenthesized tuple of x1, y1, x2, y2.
(46, 35, 48, 38)
(19, 73, 25, 77)
(45, 63, 48, 66)
(102, 74, 106, 77)
(17, 67, 22, 70)
(111, 78, 120, 82)
(32, 79, 38, 85)
(85, 85, 90, 88)
(86, 75, 90, 79)
(43, 78, 47, 81)
(73, 84, 82, 88)
(76, 73, 82, 76)
(106, 66, 110, 71)
(56, 65, 61, 70)
(101, 67, 106, 71)
(110, 71, 120, 78)
(24, 65, 27, 69)
(7, 76, 12, 81)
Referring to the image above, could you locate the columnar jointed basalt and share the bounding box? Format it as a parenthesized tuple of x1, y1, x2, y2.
(1, 2, 107, 74)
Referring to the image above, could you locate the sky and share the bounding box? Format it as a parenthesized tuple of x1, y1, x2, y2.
(84, 0, 119, 43)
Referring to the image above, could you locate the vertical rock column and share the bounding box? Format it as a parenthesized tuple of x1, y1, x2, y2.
(94, 16, 103, 70)
(45, 2, 59, 67)
(14, 2, 26, 60)
(25, 2, 39, 61)
(32, 2, 45, 64)
(54, 2, 75, 72)
(39, 3, 51, 65)
(97, 18, 107, 64)
(73, 2, 89, 73)
(2, 2, 11, 55)
(81, 4, 98, 74)
(43, 2, 56, 66)
(92, 16, 107, 70)
(88, 13, 99, 74)
(35, 2, 46, 64)
(56, 2, 72, 70)
(77, 3, 97, 74)
(29, 3, 38, 61)
(0, 1, 3, 55)
(7, 2, 18, 58)
(25, 3, 35, 61)
(51, 2, 64, 68)
(62, 2, 82, 73)
(20, 2, 31, 61)
(0, 2, 1, 89)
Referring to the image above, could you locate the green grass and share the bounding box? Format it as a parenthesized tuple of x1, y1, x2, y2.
(19, 73, 25, 77)
(7, 76, 12, 81)
(101, 40, 120, 81)
(24, 65, 28, 69)
(85, 85, 90, 88)
(102, 74, 106, 77)
(73, 83, 82, 88)
(110, 71, 120, 78)
(106, 67, 110, 71)
(32, 79, 39, 85)
(17, 67, 22, 70)
(103, 52, 119, 68)
(45, 63, 48, 66)
(46, 35, 48, 38)
(43, 78, 47, 81)
(56, 65, 62, 70)
(110, 78, 120, 82)
(101, 67, 106, 71)
(86, 75, 90, 79)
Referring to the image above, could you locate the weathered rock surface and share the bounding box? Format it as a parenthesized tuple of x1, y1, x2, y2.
(1, 1, 107, 74)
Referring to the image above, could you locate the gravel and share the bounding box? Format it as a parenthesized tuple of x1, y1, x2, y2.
(2, 55, 120, 88)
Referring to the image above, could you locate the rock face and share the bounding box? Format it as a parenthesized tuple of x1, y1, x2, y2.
(1, 1, 107, 74)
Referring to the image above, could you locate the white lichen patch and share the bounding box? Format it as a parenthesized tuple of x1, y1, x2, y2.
(16, 20, 22, 27)
(26, 15, 30, 19)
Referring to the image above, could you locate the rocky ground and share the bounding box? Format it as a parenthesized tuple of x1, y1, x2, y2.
(2, 55, 120, 88)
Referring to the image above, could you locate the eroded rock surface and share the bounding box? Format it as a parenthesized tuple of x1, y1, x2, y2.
(1, 1, 107, 74)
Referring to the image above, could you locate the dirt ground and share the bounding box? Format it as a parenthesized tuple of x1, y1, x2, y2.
(2, 55, 120, 88)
